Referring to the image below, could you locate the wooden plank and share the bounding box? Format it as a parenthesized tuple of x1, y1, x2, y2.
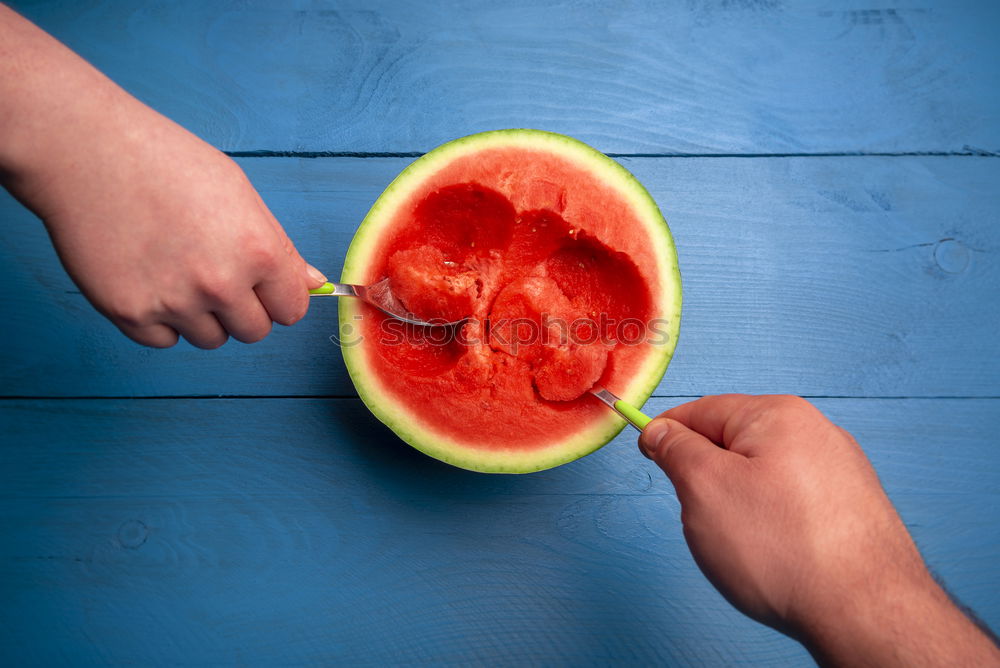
(2, 156, 998, 398)
(8, 0, 1000, 154)
(0, 397, 996, 664)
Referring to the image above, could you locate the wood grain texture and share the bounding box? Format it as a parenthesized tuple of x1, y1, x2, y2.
(2, 1, 998, 665)
(9, 0, 1000, 154)
(2, 156, 997, 398)
(1, 396, 997, 665)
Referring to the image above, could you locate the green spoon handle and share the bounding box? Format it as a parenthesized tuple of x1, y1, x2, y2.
(309, 282, 356, 296)
(590, 386, 652, 432)
(614, 399, 652, 430)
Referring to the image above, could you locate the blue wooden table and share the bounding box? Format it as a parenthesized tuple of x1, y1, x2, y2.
(2, 2, 998, 665)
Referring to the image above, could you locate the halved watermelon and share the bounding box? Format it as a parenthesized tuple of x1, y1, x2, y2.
(340, 130, 681, 473)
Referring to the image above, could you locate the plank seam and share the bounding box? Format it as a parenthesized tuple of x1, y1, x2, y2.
(1, 395, 998, 401)
(225, 150, 1000, 159)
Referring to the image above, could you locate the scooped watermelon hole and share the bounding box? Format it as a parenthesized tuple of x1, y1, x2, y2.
(379, 182, 652, 403)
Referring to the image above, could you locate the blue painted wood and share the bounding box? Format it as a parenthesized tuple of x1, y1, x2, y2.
(1, 397, 996, 665)
(8, 1, 1000, 154)
(3, 1, 998, 665)
(1, 156, 997, 398)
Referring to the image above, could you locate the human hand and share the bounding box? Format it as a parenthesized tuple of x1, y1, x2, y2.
(0, 6, 325, 349)
(21, 114, 324, 349)
(640, 394, 999, 666)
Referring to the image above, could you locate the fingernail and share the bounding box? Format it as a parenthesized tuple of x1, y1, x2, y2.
(306, 263, 327, 284)
(640, 419, 671, 459)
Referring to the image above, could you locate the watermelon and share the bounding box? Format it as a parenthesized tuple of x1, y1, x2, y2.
(340, 130, 681, 473)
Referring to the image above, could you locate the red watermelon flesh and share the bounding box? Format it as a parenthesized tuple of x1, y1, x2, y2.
(364, 178, 653, 448)
(487, 276, 609, 401)
(386, 246, 478, 323)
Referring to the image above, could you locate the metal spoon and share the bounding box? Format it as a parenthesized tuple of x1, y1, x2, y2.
(309, 278, 465, 327)
(590, 385, 652, 432)
(312, 280, 651, 430)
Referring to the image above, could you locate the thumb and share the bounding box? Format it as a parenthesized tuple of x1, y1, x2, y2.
(260, 204, 326, 290)
(639, 418, 730, 486)
(273, 217, 325, 290)
(303, 262, 328, 289)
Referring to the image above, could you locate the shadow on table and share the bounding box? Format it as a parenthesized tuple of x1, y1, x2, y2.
(314, 399, 747, 663)
(333, 403, 553, 500)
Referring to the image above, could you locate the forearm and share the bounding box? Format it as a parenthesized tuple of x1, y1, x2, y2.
(799, 576, 1000, 667)
(0, 5, 136, 189)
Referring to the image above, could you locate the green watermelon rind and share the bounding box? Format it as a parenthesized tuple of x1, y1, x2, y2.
(339, 129, 682, 473)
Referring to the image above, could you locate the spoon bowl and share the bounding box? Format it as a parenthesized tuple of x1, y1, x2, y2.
(310, 278, 465, 328)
